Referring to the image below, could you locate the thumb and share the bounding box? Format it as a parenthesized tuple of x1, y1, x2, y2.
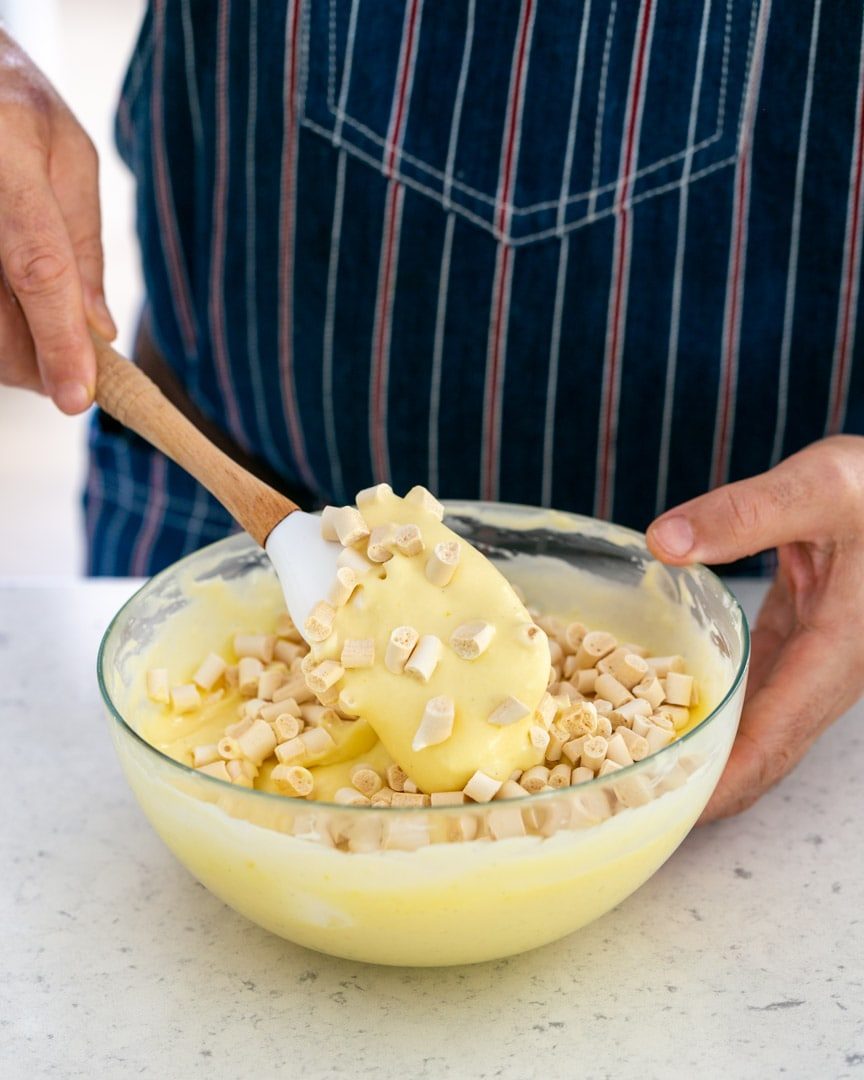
(76, 235, 117, 343)
(645, 440, 858, 565)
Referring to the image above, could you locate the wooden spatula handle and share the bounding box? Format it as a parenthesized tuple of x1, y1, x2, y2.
(93, 335, 298, 546)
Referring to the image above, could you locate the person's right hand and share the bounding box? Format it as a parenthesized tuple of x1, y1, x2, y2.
(0, 29, 116, 414)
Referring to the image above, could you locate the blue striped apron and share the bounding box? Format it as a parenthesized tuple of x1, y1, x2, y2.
(85, 0, 864, 575)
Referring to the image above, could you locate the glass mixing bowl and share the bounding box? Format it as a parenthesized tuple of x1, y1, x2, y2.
(98, 502, 749, 966)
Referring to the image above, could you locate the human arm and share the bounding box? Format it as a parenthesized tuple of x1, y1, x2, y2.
(646, 435, 864, 822)
(0, 28, 115, 413)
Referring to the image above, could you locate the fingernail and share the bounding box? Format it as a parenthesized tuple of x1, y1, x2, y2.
(652, 515, 694, 557)
(54, 380, 92, 414)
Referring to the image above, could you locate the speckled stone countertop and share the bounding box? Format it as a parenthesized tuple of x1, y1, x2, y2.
(1, 579, 862, 1080)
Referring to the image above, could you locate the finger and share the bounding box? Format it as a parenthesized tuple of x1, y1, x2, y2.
(0, 275, 39, 390)
(646, 441, 861, 566)
(0, 148, 95, 412)
(50, 125, 116, 340)
(699, 618, 864, 822)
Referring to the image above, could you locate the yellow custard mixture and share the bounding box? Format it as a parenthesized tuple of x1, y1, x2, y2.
(108, 509, 745, 965)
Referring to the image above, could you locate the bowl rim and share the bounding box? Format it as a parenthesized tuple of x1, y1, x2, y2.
(97, 503, 750, 815)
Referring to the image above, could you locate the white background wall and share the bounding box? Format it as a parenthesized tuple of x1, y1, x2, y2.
(0, 0, 145, 575)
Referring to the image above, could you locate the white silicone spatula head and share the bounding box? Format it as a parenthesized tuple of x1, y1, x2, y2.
(93, 335, 341, 636)
(264, 512, 343, 634)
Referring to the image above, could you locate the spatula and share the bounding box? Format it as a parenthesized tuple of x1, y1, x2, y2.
(93, 335, 341, 637)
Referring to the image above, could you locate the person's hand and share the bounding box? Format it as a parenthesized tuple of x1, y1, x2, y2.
(646, 435, 864, 822)
(0, 29, 115, 413)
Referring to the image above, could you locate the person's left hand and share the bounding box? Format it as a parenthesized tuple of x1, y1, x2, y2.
(645, 434, 864, 823)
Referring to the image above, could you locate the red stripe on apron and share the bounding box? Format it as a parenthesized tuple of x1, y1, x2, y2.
(370, 0, 423, 482)
(596, 0, 654, 521)
(151, 0, 198, 357)
(278, 0, 318, 491)
(209, 0, 250, 446)
(829, 16, 864, 433)
(482, 0, 535, 501)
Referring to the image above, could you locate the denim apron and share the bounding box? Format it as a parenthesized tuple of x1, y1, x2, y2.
(86, 0, 864, 575)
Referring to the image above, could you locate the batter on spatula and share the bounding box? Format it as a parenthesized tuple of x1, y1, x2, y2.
(302, 485, 551, 793)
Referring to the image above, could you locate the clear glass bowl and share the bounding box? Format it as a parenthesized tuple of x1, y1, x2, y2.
(98, 502, 749, 966)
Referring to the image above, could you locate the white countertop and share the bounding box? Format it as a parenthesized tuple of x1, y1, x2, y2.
(1, 579, 861, 1080)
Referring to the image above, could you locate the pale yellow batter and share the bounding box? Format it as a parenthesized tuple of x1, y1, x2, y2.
(137, 500, 720, 801)
(309, 489, 551, 791)
(109, 508, 746, 965)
